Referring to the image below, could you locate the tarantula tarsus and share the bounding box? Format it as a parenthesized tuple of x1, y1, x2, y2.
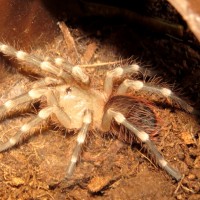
(0, 42, 196, 182)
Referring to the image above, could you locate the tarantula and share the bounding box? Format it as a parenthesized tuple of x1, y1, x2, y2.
(0, 42, 196, 182)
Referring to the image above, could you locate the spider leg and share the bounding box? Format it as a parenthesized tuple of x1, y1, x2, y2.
(117, 79, 195, 113)
(102, 109, 182, 181)
(46, 89, 71, 128)
(103, 64, 144, 97)
(0, 75, 64, 121)
(32, 77, 64, 88)
(0, 87, 47, 121)
(0, 86, 75, 152)
(0, 77, 70, 146)
(0, 106, 53, 152)
(0, 43, 89, 84)
(65, 110, 92, 179)
(0, 84, 76, 152)
(0, 43, 69, 81)
(45, 90, 92, 178)
(52, 57, 89, 84)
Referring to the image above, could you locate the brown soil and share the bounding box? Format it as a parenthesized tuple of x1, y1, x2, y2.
(0, 1, 200, 200)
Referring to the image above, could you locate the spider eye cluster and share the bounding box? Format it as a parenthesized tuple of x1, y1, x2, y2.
(66, 87, 72, 94)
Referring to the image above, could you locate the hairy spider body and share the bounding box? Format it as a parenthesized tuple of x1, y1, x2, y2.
(53, 84, 106, 130)
(0, 42, 196, 182)
(105, 95, 159, 143)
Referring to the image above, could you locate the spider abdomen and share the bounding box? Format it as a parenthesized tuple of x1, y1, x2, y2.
(105, 95, 159, 144)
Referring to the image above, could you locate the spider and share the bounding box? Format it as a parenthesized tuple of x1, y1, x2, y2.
(0, 41, 196, 183)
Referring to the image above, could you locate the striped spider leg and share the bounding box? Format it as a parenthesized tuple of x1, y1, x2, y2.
(0, 42, 89, 84)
